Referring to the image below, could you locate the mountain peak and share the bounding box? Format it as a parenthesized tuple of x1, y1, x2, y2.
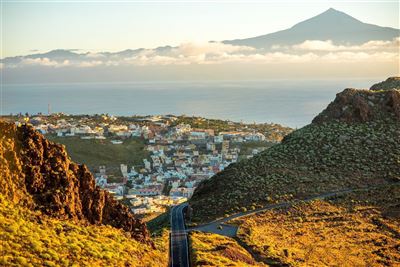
(27, 49, 81, 59)
(291, 8, 362, 30)
(325, 7, 342, 13)
(223, 8, 399, 48)
(320, 7, 356, 18)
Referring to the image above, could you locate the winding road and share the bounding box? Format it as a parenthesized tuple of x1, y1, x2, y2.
(168, 189, 355, 265)
(168, 183, 399, 265)
(170, 203, 190, 267)
(189, 187, 374, 236)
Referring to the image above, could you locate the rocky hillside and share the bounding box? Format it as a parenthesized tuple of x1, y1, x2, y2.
(0, 122, 149, 242)
(313, 77, 400, 123)
(370, 76, 400, 91)
(190, 78, 400, 222)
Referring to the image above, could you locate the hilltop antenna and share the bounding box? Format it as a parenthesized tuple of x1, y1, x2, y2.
(48, 103, 51, 116)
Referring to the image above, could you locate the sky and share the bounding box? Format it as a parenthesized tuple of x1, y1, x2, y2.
(2, 0, 399, 57)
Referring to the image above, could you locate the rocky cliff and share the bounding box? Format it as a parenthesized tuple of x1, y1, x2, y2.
(0, 122, 150, 243)
(313, 77, 400, 123)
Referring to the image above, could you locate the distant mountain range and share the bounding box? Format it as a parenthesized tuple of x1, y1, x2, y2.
(3, 8, 399, 62)
(223, 8, 399, 49)
(2, 8, 398, 83)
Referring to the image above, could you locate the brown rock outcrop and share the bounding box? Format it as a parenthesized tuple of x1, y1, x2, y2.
(312, 88, 400, 124)
(0, 122, 150, 243)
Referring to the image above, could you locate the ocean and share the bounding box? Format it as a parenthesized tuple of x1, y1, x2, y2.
(2, 79, 377, 128)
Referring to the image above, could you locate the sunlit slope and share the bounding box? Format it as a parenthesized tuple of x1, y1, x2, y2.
(0, 194, 168, 267)
(235, 183, 400, 266)
(0, 121, 168, 266)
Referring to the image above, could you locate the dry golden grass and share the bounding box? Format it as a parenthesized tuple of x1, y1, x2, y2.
(0, 194, 169, 267)
(0, 122, 169, 266)
(235, 184, 400, 267)
(189, 231, 265, 267)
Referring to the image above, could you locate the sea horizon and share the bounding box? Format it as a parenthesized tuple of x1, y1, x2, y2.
(2, 78, 379, 128)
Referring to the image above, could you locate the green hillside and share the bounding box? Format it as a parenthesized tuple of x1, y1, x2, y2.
(190, 78, 400, 222)
(189, 77, 400, 267)
(46, 136, 148, 177)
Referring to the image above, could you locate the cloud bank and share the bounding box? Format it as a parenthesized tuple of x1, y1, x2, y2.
(2, 38, 398, 69)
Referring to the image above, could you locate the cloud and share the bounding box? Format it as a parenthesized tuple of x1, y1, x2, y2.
(2, 39, 399, 68)
(292, 38, 399, 52)
(320, 51, 398, 62)
(171, 42, 255, 57)
(85, 52, 106, 59)
(19, 57, 70, 67)
(120, 42, 256, 65)
(77, 60, 104, 67)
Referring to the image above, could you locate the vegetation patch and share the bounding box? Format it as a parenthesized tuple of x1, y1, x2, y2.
(147, 208, 171, 236)
(46, 135, 148, 178)
(232, 141, 274, 160)
(189, 231, 265, 266)
(235, 184, 400, 267)
(0, 194, 168, 267)
(191, 118, 400, 222)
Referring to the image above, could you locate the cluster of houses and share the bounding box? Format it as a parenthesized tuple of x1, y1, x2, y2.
(21, 115, 158, 143)
(13, 114, 272, 215)
(95, 123, 269, 214)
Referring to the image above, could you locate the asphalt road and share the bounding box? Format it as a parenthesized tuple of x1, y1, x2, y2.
(170, 203, 190, 267)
